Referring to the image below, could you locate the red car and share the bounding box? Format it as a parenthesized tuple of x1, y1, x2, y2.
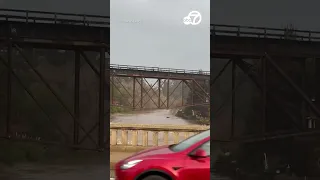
(115, 129, 210, 180)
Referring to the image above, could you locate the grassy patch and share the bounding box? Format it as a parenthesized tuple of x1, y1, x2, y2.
(195, 118, 210, 125)
(110, 106, 132, 114)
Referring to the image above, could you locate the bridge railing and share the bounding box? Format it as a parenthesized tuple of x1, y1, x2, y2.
(211, 24, 320, 41)
(110, 123, 209, 151)
(0, 9, 109, 27)
(110, 64, 210, 75)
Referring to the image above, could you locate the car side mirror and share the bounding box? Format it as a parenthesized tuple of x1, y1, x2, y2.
(191, 149, 207, 158)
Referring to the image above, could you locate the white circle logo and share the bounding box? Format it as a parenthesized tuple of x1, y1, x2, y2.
(183, 11, 202, 26)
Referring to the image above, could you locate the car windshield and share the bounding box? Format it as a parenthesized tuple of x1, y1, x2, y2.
(169, 130, 210, 152)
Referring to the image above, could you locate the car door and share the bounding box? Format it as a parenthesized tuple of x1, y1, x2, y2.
(179, 141, 210, 180)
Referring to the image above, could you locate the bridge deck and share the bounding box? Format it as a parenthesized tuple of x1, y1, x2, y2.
(110, 64, 209, 80)
(0, 9, 109, 50)
(211, 24, 320, 58)
(0, 9, 109, 27)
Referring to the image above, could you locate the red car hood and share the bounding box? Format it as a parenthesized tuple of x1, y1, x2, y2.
(122, 145, 175, 162)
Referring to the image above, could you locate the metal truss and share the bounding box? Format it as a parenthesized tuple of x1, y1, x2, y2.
(110, 73, 210, 110)
(0, 12, 109, 150)
(211, 53, 320, 143)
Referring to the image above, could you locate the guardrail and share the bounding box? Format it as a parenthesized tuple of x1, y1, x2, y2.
(110, 123, 209, 151)
(0, 8, 109, 27)
(211, 24, 320, 41)
(110, 64, 210, 75)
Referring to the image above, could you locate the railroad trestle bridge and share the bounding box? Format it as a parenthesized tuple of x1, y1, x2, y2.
(110, 64, 209, 110)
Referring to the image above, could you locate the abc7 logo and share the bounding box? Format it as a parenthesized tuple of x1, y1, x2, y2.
(183, 11, 202, 25)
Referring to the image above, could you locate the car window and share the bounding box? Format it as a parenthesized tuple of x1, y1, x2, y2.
(169, 130, 210, 152)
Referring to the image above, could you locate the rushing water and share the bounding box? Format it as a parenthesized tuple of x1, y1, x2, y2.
(112, 109, 195, 146)
(111, 109, 192, 125)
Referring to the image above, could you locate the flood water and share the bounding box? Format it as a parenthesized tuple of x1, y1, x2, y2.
(111, 109, 191, 125)
(112, 110, 195, 146)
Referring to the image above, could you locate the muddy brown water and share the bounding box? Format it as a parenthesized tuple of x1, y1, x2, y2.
(110, 109, 192, 125)
(111, 110, 198, 146)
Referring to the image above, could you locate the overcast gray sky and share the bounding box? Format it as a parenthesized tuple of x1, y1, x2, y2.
(110, 0, 210, 70)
